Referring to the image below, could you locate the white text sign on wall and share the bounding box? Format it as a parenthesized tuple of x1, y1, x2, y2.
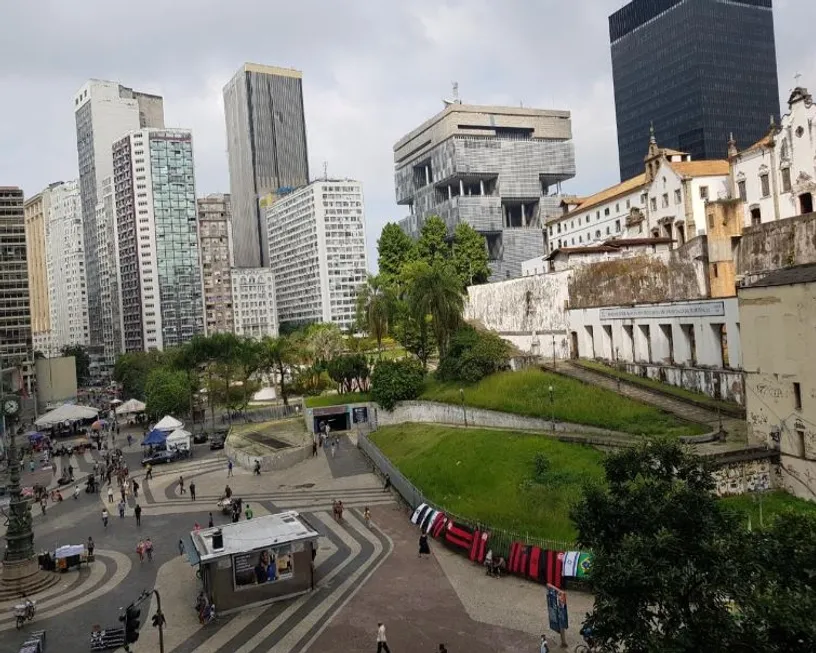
(599, 301, 725, 321)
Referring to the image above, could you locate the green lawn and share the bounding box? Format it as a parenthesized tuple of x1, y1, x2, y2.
(371, 423, 604, 541)
(420, 368, 706, 437)
(304, 392, 370, 408)
(720, 490, 816, 528)
(577, 360, 742, 413)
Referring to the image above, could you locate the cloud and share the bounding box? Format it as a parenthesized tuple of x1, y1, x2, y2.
(0, 0, 813, 269)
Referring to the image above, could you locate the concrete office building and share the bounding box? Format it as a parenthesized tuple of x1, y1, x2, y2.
(610, 0, 779, 181)
(224, 63, 309, 268)
(0, 187, 32, 367)
(231, 268, 278, 340)
(197, 194, 235, 335)
(23, 190, 52, 356)
(394, 103, 576, 280)
(112, 129, 204, 352)
(264, 180, 367, 331)
(73, 79, 164, 350)
(96, 176, 122, 369)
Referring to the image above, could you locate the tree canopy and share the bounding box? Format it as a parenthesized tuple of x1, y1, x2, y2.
(377, 222, 417, 280)
(452, 222, 491, 288)
(61, 344, 91, 385)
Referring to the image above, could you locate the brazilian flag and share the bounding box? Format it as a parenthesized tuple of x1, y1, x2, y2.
(576, 552, 593, 578)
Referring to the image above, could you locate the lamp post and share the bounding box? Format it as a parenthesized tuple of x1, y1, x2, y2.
(552, 333, 556, 370)
(548, 385, 555, 432)
(460, 388, 467, 428)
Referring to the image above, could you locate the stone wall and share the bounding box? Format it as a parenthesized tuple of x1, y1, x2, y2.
(568, 239, 707, 309)
(620, 362, 746, 406)
(736, 211, 816, 281)
(711, 454, 774, 496)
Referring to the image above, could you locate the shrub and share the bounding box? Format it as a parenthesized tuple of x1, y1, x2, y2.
(371, 358, 425, 410)
(436, 324, 510, 383)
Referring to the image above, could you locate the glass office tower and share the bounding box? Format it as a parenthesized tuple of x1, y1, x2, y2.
(610, 0, 779, 181)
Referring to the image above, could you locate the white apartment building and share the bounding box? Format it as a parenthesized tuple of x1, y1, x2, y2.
(231, 268, 278, 340)
(96, 176, 122, 367)
(265, 179, 368, 331)
(44, 180, 90, 354)
(112, 129, 205, 351)
(731, 85, 816, 227)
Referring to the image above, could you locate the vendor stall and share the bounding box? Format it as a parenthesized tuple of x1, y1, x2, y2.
(165, 428, 192, 454)
(153, 415, 183, 432)
(54, 544, 87, 572)
(189, 511, 319, 614)
(35, 404, 98, 429)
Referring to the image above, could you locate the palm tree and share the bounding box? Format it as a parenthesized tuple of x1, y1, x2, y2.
(406, 262, 464, 360)
(356, 274, 393, 356)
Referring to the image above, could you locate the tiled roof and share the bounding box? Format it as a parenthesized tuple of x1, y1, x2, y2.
(669, 160, 730, 177)
(544, 245, 618, 260)
(739, 131, 775, 155)
(552, 173, 648, 222)
(603, 237, 673, 246)
(742, 264, 816, 289)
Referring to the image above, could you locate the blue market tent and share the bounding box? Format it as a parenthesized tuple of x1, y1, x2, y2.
(141, 429, 168, 446)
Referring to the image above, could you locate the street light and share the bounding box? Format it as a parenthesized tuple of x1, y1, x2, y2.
(552, 333, 556, 370)
(460, 388, 467, 428)
(548, 385, 555, 432)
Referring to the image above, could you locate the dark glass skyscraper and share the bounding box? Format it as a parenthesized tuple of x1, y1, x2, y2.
(610, 0, 779, 181)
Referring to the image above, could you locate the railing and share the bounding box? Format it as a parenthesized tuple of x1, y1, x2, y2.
(357, 431, 576, 558)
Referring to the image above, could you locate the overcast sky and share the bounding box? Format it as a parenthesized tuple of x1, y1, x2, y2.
(1, 0, 812, 269)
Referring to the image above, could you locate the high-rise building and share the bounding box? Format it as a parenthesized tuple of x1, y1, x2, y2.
(112, 129, 204, 352)
(609, 0, 780, 181)
(197, 194, 234, 335)
(224, 63, 309, 268)
(231, 268, 278, 340)
(394, 103, 576, 280)
(96, 176, 122, 368)
(73, 79, 164, 351)
(264, 180, 367, 331)
(23, 190, 52, 355)
(0, 187, 32, 367)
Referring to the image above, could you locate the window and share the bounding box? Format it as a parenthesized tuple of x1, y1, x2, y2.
(760, 173, 770, 197)
(700, 185, 709, 200)
(615, 219, 621, 232)
(604, 207, 610, 216)
(738, 180, 747, 201)
(606, 226, 610, 235)
(750, 207, 761, 226)
(662, 193, 669, 208)
(586, 215, 590, 224)
(674, 189, 682, 204)
(781, 167, 792, 193)
(596, 211, 600, 219)
(796, 428, 806, 458)
(595, 230, 601, 239)
(713, 262, 718, 277)
(708, 213, 715, 229)
(650, 197, 657, 211)
(640, 193, 647, 205)
(615, 203, 619, 212)
(794, 382, 802, 411)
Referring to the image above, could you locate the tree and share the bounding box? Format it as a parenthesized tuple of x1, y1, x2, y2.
(436, 324, 510, 383)
(114, 351, 167, 400)
(144, 367, 191, 419)
(304, 323, 344, 366)
(260, 336, 295, 406)
(452, 222, 491, 288)
(61, 344, 91, 385)
(356, 274, 394, 355)
(327, 354, 370, 394)
(377, 222, 417, 280)
(571, 440, 745, 653)
(404, 261, 463, 360)
(370, 358, 425, 410)
(416, 215, 449, 267)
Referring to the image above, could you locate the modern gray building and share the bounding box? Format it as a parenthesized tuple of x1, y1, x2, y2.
(223, 63, 310, 269)
(0, 187, 32, 368)
(73, 80, 164, 352)
(197, 194, 234, 335)
(394, 103, 576, 280)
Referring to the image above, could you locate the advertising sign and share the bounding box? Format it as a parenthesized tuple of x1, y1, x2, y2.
(233, 544, 294, 589)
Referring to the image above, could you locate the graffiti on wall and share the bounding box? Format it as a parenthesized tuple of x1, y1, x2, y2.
(712, 458, 772, 496)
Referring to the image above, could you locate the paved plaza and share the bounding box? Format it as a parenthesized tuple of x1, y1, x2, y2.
(1, 432, 587, 652)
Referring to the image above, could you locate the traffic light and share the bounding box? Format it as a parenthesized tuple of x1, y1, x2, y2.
(152, 611, 166, 628)
(124, 605, 141, 643)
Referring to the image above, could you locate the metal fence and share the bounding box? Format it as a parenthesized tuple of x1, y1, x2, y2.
(195, 402, 304, 429)
(357, 431, 576, 558)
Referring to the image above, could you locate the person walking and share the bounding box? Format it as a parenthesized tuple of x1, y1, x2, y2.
(540, 634, 549, 653)
(107, 485, 114, 504)
(134, 503, 142, 526)
(178, 539, 185, 556)
(145, 464, 152, 480)
(136, 540, 145, 563)
(376, 622, 391, 653)
(227, 459, 233, 477)
(40, 497, 47, 515)
(101, 508, 109, 528)
(179, 476, 185, 494)
(253, 460, 261, 475)
(330, 440, 336, 459)
(189, 481, 196, 501)
(208, 512, 214, 528)
(87, 537, 95, 561)
(244, 503, 254, 520)
(132, 479, 139, 499)
(145, 538, 153, 561)
(312, 440, 318, 457)
(68, 463, 74, 480)
(120, 485, 126, 503)
(364, 506, 371, 528)
(118, 499, 126, 519)
(419, 533, 430, 559)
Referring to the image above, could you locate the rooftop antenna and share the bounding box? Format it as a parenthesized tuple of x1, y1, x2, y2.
(443, 81, 461, 108)
(795, 71, 803, 87)
(323, 161, 328, 181)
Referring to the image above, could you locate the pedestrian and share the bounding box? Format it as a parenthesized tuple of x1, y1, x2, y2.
(540, 634, 549, 653)
(439, 645, 448, 653)
(330, 440, 336, 458)
(107, 486, 114, 503)
(87, 536, 95, 561)
(145, 538, 153, 561)
(101, 508, 109, 528)
(190, 482, 196, 501)
(312, 440, 318, 457)
(179, 476, 185, 494)
(383, 474, 391, 492)
(245, 503, 254, 520)
(118, 499, 126, 518)
(137, 540, 145, 563)
(145, 464, 152, 480)
(132, 479, 139, 498)
(178, 539, 185, 556)
(68, 464, 74, 480)
(40, 497, 46, 515)
(29, 459, 35, 473)
(364, 506, 371, 528)
(227, 459, 233, 477)
(127, 434, 132, 447)
(253, 460, 261, 475)
(419, 532, 430, 558)
(208, 512, 214, 528)
(120, 486, 126, 503)
(376, 622, 391, 653)
(134, 503, 142, 526)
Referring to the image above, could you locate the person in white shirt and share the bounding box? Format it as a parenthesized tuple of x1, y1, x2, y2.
(376, 622, 391, 652)
(540, 634, 549, 653)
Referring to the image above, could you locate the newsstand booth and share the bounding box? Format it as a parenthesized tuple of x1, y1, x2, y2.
(189, 511, 319, 614)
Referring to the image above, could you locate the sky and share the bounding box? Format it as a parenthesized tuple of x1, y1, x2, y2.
(1, 0, 813, 270)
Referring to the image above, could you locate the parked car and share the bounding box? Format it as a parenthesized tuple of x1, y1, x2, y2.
(192, 432, 208, 444)
(209, 434, 226, 450)
(141, 450, 178, 466)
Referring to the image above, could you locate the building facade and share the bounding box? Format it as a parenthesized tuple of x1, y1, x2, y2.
(231, 268, 278, 340)
(609, 0, 779, 181)
(113, 129, 204, 352)
(0, 187, 32, 367)
(23, 190, 52, 355)
(224, 63, 309, 268)
(394, 103, 576, 280)
(739, 264, 816, 499)
(74, 79, 164, 350)
(265, 180, 367, 331)
(197, 194, 234, 335)
(96, 176, 122, 368)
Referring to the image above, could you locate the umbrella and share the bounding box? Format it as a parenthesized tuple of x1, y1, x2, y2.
(110, 399, 123, 405)
(91, 420, 106, 431)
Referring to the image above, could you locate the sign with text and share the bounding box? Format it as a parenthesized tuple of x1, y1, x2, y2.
(233, 544, 294, 589)
(599, 301, 725, 321)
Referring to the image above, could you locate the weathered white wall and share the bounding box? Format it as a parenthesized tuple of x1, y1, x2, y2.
(712, 457, 773, 496)
(465, 270, 571, 357)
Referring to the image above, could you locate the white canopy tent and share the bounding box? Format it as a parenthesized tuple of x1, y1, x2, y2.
(153, 415, 183, 432)
(115, 398, 146, 415)
(35, 404, 98, 428)
(166, 428, 192, 452)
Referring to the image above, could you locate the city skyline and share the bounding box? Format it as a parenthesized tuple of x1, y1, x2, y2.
(0, 1, 812, 270)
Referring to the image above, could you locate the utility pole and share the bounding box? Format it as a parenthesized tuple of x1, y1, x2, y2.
(552, 333, 556, 370)
(459, 388, 467, 428)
